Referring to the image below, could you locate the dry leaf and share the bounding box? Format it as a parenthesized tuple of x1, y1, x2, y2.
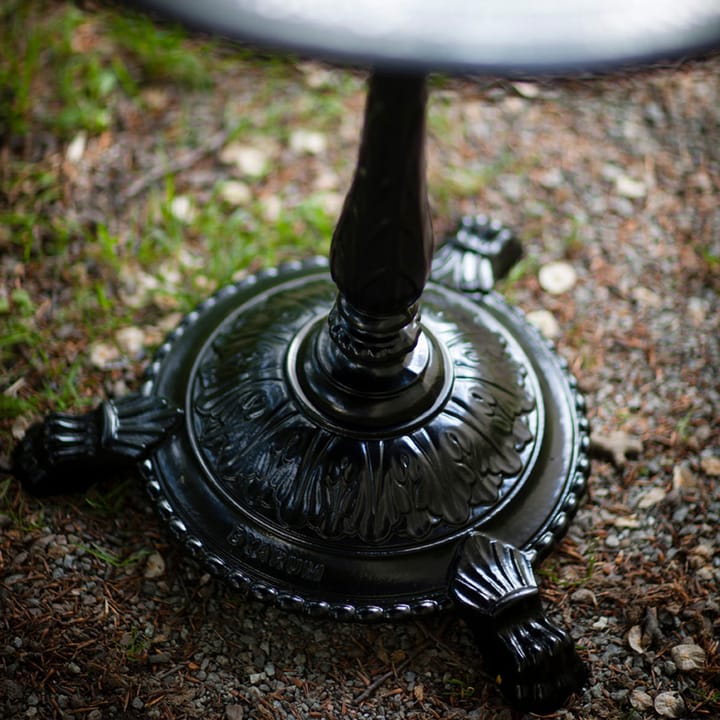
(590, 430, 642, 468)
(636, 486, 666, 509)
(628, 625, 645, 654)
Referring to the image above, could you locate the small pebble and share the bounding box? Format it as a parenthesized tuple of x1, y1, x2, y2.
(512, 81, 540, 99)
(149, 653, 171, 665)
(538, 261, 577, 295)
(226, 705, 244, 720)
(115, 326, 145, 358)
(615, 174, 647, 199)
(570, 588, 597, 606)
(526, 309, 561, 339)
(220, 180, 252, 205)
(66, 132, 87, 163)
(289, 129, 327, 155)
(170, 196, 195, 223)
(700, 456, 720, 476)
(539, 167, 564, 189)
(90, 341, 120, 369)
(630, 689, 653, 711)
(687, 297, 709, 325)
(220, 142, 269, 178)
(673, 463, 697, 491)
(144, 552, 166, 579)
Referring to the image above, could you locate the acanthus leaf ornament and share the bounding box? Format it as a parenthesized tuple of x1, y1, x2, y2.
(192, 280, 537, 544)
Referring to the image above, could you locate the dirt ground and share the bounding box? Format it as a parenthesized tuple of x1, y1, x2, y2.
(1, 8, 719, 719)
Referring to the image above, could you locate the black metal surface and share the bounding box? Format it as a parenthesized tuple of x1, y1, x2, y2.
(140, 258, 589, 614)
(13, 395, 182, 496)
(451, 533, 588, 711)
(14, 64, 595, 711)
(127, 0, 720, 74)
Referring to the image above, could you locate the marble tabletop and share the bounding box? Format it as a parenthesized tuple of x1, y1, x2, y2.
(130, 0, 720, 74)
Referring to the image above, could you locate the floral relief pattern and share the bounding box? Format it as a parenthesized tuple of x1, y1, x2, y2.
(191, 280, 536, 545)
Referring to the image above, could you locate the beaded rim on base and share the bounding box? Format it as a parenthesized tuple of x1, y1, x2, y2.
(139, 258, 590, 620)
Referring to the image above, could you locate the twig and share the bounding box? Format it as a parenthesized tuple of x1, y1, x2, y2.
(353, 638, 431, 704)
(118, 130, 230, 206)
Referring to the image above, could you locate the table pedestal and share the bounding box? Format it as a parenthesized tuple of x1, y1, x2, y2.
(14, 72, 589, 713)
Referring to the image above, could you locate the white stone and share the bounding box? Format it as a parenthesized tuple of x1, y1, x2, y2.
(688, 297, 709, 326)
(220, 180, 252, 206)
(314, 168, 340, 191)
(615, 175, 647, 199)
(66, 132, 87, 163)
(673, 463, 698, 491)
(144, 552, 166, 579)
(614, 515, 641, 529)
(526, 309, 561, 339)
(11, 416, 31, 441)
(219, 142, 269, 178)
(539, 167, 564, 190)
(115, 326, 145, 357)
(290, 129, 327, 155)
(170, 195, 195, 223)
(261, 194, 283, 222)
(90, 341, 120, 369)
(512, 81, 540, 99)
(538, 261, 577, 295)
(315, 191, 343, 218)
(630, 689, 653, 711)
(632, 286, 662, 308)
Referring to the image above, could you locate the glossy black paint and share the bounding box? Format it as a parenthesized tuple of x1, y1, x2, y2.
(451, 533, 588, 711)
(13, 71, 591, 712)
(13, 395, 182, 496)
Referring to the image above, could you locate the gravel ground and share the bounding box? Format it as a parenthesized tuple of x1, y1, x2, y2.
(1, 33, 719, 720)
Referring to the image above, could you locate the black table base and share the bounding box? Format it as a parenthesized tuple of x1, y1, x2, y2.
(14, 72, 590, 713)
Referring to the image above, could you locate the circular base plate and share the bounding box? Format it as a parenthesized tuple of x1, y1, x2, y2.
(141, 259, 588, 619)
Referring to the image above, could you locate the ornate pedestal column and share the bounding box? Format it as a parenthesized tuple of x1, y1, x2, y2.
(14, 72, 589, 712)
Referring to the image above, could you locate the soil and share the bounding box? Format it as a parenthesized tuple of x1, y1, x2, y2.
(1, 18, 719, 720)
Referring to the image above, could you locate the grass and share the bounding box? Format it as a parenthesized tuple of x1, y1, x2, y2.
(80, 542, 150, 569)
(0, 0, 361, 429)
(0, 477, 46, 531)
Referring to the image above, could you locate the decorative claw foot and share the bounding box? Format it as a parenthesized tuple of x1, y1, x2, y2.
(450, 533, 587, 713)
(12, 394, 183, 497)
(431, 214, 522, 292)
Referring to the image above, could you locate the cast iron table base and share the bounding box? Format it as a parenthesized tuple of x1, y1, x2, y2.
(14, 73, 589, 713)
